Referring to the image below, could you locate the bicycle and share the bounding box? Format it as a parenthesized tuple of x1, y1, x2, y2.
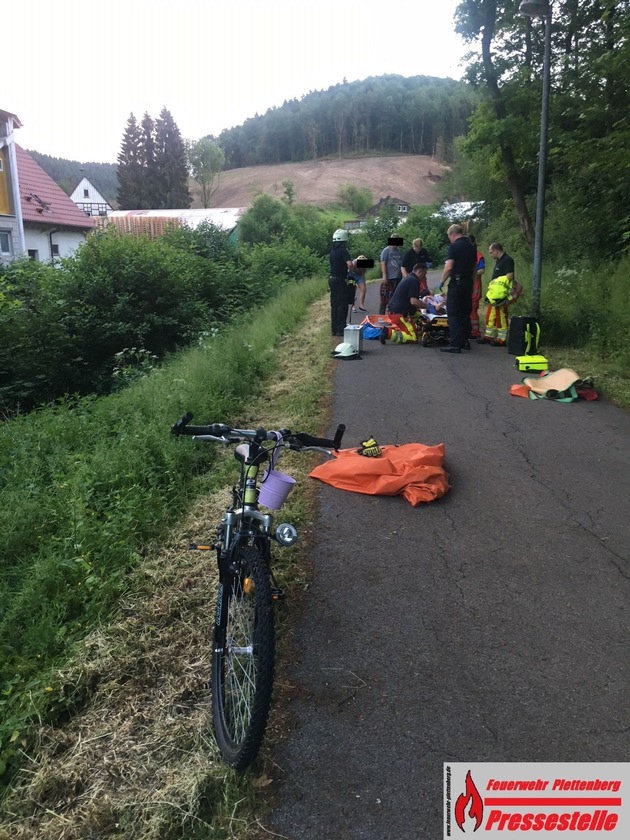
(171, 413, 345, 771)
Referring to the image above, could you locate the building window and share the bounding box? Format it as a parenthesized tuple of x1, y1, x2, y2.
(83, 188, 89, 198)
(28, 249, 39, 261)
(51, 244, 60, 257)
(0, 230, 12, 255)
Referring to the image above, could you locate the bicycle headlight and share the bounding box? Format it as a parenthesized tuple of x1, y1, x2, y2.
(275, 523, 298, 546)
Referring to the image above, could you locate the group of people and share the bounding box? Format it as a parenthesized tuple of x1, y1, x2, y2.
(328, 225, 522, 351)
(438, 227, 522, 352)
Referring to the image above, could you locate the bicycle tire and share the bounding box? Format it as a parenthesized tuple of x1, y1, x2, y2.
(211, 545, 275, 770)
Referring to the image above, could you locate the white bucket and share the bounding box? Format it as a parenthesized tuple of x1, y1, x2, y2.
(258, 469, 296, 510)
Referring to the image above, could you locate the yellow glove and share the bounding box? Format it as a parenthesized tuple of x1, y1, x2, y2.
(357, 436, 382, 457)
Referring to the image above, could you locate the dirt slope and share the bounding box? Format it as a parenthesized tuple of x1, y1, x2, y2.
(198, 155, 447, 210)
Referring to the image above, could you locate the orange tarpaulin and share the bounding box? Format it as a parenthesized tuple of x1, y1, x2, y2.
(309, 443, 450, 507)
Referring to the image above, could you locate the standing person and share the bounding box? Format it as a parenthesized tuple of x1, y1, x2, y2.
(468, 235, 486, 339)
(401, 238, 431, 277)
(329, 229, 353, 338)
(478, 242, 523, 346)
(439, 224, 477, 354)
(379, 236, 404, 314)
(379, 264, 429, 344)
(348, 255, 368, 312)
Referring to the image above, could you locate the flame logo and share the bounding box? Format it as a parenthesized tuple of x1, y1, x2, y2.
(455, 770, 483, 832)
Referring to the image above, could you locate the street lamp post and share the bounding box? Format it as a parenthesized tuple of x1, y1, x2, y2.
(519, 0, 552, 321)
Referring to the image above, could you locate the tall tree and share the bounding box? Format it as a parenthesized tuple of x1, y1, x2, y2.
(454, 0, 630, 258)
(153, 107, 191, 209)
(116, 113, 143, 210)
(138, 112, 158, 208)
(456, 0, 535, 244)
(187, 137, 225, 207)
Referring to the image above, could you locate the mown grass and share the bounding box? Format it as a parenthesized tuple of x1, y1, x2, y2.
(0, 276, 330, 791)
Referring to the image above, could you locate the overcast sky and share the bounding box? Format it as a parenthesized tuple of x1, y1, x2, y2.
(6, 0, 469, 164)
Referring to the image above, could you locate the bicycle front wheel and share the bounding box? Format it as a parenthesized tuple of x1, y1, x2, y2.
(211, 545, 275, 770)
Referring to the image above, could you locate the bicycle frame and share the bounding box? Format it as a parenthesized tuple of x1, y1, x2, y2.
(170, 413, 345, 770)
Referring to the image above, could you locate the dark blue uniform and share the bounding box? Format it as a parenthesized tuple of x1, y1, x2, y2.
(445, 236, 477, 349)
(329, 243, 351, 336)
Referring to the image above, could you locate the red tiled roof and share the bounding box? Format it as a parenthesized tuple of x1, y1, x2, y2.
(15, 145, 95, 230)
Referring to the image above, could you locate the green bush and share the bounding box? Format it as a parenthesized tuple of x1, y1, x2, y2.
(161, 219, 236, 262)
(240, 237, 324, 291)
(337, 182, 373, 215)
(1, 223, 322, 414)
(237, 194, 293, 245)
(61, 230, 214, 361)
(283, 204, 333, 258)
(0, 259, 76, 412)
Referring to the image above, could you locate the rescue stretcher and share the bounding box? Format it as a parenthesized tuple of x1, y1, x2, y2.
(362, 311, 450, 346)
(419, 311, 449, 347)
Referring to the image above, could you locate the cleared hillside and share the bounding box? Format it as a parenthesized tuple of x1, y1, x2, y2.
(197, 155, 447, 210)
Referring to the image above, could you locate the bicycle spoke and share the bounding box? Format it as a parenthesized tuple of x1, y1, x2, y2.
(211, 546, 274, 770)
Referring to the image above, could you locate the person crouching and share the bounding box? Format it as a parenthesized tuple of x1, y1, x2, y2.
(379, 264, 429, 344)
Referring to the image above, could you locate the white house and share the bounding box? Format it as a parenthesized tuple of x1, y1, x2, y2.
(70, 175, 113, 217)
(0, 107, 94, 265)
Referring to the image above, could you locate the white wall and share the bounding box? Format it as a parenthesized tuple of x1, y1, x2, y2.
(70, 177, 108, 205)
(23, 226, 88, 261)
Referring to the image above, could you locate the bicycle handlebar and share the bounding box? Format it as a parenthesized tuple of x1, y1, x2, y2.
(171, 413, 346, 451)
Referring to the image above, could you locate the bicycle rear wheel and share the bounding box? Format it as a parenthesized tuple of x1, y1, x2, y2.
(211, 545, 275, 770)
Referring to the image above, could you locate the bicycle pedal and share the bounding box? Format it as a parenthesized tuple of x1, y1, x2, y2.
(189, 543, 214, 551)
(271, 587, 285, 601)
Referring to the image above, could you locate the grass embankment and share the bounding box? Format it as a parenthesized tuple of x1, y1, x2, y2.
(0, 278, 334, 838)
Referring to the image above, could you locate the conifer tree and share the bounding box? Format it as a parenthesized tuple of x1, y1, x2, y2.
(138, 112, 158, 208)
(116, 113, 143, 209)
(154, 107, 191, 208)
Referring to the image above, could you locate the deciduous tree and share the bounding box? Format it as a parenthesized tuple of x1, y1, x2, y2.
(187, 137, 225, 207)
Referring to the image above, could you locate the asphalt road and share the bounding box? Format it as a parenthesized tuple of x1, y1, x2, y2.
(265, 280, 630, 839)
